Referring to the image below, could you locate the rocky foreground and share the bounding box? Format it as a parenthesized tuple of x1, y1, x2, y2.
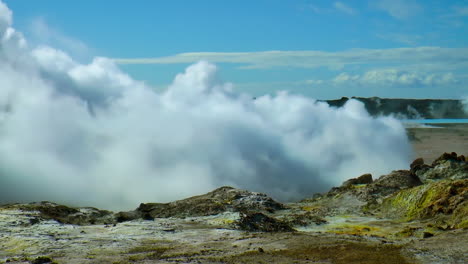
(1, 153, 467, 264)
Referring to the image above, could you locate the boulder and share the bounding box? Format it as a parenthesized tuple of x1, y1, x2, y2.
(373, 170, 422, 191)
(342, 173, 373, 187)
(410, 158, 425, 171)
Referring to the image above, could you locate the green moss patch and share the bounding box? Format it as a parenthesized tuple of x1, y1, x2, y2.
(381, 179, 467, 228)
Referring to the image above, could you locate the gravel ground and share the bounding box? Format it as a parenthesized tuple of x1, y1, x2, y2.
(407, 123, 468, 163)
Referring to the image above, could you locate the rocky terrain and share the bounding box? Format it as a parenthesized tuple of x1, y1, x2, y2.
(0, 152, 467, 263)
(325, 97, 468, 119)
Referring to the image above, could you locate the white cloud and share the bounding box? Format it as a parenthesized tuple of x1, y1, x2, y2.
(334, 2, 357, 15)
(308, 4, 326, 14)
(437, 5, 468, 28)
(376, 33, 422, 45)
(31, 46, 141, 104)
(304, 79, 325, 85)
(0, 0, 12, 34)
(451, 6, 468, 17)
(0, 0, 412, 210)
(332, 69, 458, 87)
(29, 17, 91, 59)
(112, 47, 468, 73)
(32, 46, 76, 72)
(333, 72, 360, 83)
(372, 0, 422, 20)
(463, 96, 468, 114)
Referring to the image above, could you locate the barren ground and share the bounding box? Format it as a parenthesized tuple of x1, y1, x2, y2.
(408, 123, 468, 163)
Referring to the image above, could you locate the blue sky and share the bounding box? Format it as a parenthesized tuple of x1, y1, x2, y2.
(4, 0, 468, 99)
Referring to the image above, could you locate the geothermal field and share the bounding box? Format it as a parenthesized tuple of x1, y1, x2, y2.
(0, 0, 467, 263)
(0, 130, 467, 263)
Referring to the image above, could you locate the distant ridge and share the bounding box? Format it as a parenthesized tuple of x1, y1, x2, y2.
(325, 97, 468, 119)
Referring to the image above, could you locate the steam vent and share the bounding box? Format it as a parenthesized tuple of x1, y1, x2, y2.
(1, 0, 468, 263)
(1, 153, 467, 263)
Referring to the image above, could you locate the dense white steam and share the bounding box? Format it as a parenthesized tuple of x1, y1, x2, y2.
(0, 1, 412, 210)
(463, 97, 468, 114)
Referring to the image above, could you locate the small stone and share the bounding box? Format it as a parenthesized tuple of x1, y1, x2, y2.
(29, 218, 40, 225)
(422, 232, 434, 238)
(31, 256, 53, 264)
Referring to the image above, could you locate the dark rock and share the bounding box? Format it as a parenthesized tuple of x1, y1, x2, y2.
(115, 211, 144, 222)
(373, 170, 422, 191)
(286, 212, 327, 227)
(411, 163, 432, 176)
(416, 153, 468, 182)
(36, 203, 79, 219)
(334, 170, 421, 196)
(356, 174, 373, 184)
(30, 256, 53, 264)
(410, 158, 425, 171)
(459, 155, 466, 162)
(119, 186, 285, 220)
(311, 168, 436, 218)
(236, 211, 294, 232)
(432, 152, 462, 166)
(342, 174, 373, 187)
(328, 170, 423, 205)
(423, 232, 434, 239)
(29, 218, 40, 225)
(350, 170, 423, 203)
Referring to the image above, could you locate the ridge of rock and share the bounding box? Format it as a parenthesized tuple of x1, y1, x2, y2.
(412, 152, 468, 183)
(5, 201, 115, 225)
(116, 186, 285, 221)
(304, 152, 466, 218)
(236, 211, 295, 232)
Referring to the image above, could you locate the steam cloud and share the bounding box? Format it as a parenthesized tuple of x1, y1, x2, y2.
(463, 97, 468, 114)
(0, 1, 412, 210)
